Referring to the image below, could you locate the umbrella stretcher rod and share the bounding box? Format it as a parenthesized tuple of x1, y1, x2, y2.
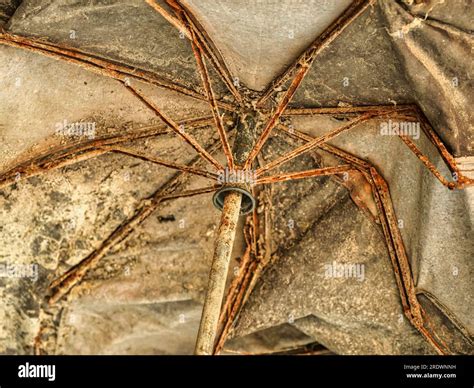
(195, 114, 256, 355)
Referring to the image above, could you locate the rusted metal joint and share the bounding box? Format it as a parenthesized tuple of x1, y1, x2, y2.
(213, 182, 255, 215)
(212, 111, 259, 215)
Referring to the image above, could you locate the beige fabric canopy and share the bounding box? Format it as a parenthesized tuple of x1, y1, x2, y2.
(0, 0, 472, 355)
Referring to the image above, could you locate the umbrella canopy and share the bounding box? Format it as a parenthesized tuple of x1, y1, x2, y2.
(0, 0, 472, 355)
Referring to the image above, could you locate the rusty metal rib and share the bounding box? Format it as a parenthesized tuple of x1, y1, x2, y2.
(243, 65, 309, 169)
(125, 83, 223, 170)
(104, 146, 218, 180)
(256, 113, 374, 176)
(256, 165, 353, 185)
(48, 137, 225, 303)
(146, 0, 243, 103)
(0, 32, 235, 111)
(274, 123, 451, 355)
(48, 185, 218, 304)
(0, 117, 213, 190)
(187, 26, 235, 169)
(257, 0, 374, 106)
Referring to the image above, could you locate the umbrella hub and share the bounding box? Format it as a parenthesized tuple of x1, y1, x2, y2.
(212, 111, 260, 215)
(212, 183, 255, 215)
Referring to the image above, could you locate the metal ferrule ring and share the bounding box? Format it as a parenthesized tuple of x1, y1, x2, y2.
(212, 186, 256, 215)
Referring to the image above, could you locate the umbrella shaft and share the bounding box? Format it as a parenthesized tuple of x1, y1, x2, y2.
(195, 190, 242, 355)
